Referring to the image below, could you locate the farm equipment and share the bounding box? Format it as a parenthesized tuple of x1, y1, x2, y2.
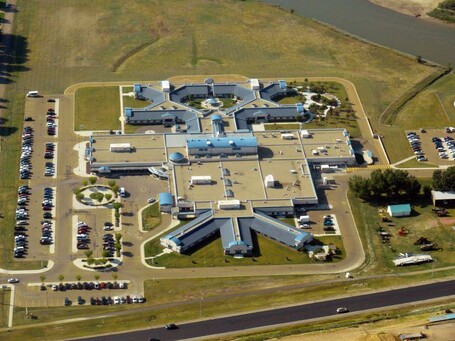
(420, 243, 436, 251)
(414, 237, 430, 245)
(398, 227, 408, 236)
(432, 207, 448, 217)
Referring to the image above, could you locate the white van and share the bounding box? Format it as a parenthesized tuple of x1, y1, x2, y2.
(119, 187, 126, 197)
(26, 91, 39, 97)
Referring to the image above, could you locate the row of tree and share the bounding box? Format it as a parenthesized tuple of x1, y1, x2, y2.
(432, 166, 455, 192)
(349, 169, 421, 201)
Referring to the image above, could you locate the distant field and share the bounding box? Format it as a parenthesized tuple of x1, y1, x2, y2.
(8, 0, 435, 117)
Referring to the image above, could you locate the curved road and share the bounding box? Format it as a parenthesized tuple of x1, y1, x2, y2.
(81, 279, 455, 341)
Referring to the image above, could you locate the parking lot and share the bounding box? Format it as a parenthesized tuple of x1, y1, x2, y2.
(405, 129, 455, 165)
(13, 98, 60, 261)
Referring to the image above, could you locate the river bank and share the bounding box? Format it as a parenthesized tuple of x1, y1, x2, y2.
(369, 0, 440, 19)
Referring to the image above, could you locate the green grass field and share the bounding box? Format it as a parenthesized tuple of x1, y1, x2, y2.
(75, 87, 121, 131)
(394, 72, 455, 129)
(122, 95, 151, 109)
(141, 202, 161, 231)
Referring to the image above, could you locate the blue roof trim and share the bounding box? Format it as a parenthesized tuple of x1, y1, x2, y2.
(187, 137, 258, 149)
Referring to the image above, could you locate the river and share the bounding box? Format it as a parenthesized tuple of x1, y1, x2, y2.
(264, 0, 455, 66)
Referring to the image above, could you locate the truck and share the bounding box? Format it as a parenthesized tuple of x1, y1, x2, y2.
(26, 90, 39, 97)
(297, 215, 310, 223)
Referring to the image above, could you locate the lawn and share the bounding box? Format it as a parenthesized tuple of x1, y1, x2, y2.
(141, 202, 161, 231)
(122, 95, 151, 109)
(74, 87, 121, 131)
(395, 159, 438, 168)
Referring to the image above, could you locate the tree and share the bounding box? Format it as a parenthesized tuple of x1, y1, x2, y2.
(58, 274, 64, 283)
(89, 176, 97, 185)
(423, 185, 432, 198)
(112, 202, 122, 210)
(105, 193, 112, 201)
(87, 257, 94, 266)
(433, 167, 455, 191)
(96, 193, 104, 203)
(94, 274, 100, 281)
(112, 273, 119, 282)
(349, 175, 371, 200)
(102, 250, 112, 258)
(432, 169, 444, 191)
(112, 185, 119, 194)
(82, 180, 88, 186)
(84, 250, 93, 258)
(108, 180, 116, 187)
(76, 274, 82, 282)
(76, 193, 85, 201)
(115, 233, 122, 242)
(40, 275, 46, 283)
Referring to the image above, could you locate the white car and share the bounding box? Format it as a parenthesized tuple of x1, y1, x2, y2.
(7, 278, 19, 283)
(147, 198, 156, 204)
(113, 296, 120, 304)
(336, 307, 349, 313)
(77, 222, 87, 227)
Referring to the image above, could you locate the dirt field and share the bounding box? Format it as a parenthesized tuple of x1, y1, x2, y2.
(278, 315, 455, 341)
(369, 0, 441, 18)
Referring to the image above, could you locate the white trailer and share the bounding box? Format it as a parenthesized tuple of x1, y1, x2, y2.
(281, 133, 295, 140)
(109, 143, 132, 152)
(26, 91, 39, 97)
(190, 176, 212, 185)
(298, 215, 310, 223)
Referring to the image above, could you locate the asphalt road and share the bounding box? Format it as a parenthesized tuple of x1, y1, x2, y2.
(81, 279, 455, 341)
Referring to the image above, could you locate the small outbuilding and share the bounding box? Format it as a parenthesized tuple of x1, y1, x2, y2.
(431, 190, 455, 208)
(159, 192, 174, 213)
(387, 204, 411, 217)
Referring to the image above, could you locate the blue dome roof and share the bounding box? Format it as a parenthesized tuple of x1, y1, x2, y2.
(207, 98, 217, 104)
(169, 152, 184, 162)
(211, 114, 222, 121)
